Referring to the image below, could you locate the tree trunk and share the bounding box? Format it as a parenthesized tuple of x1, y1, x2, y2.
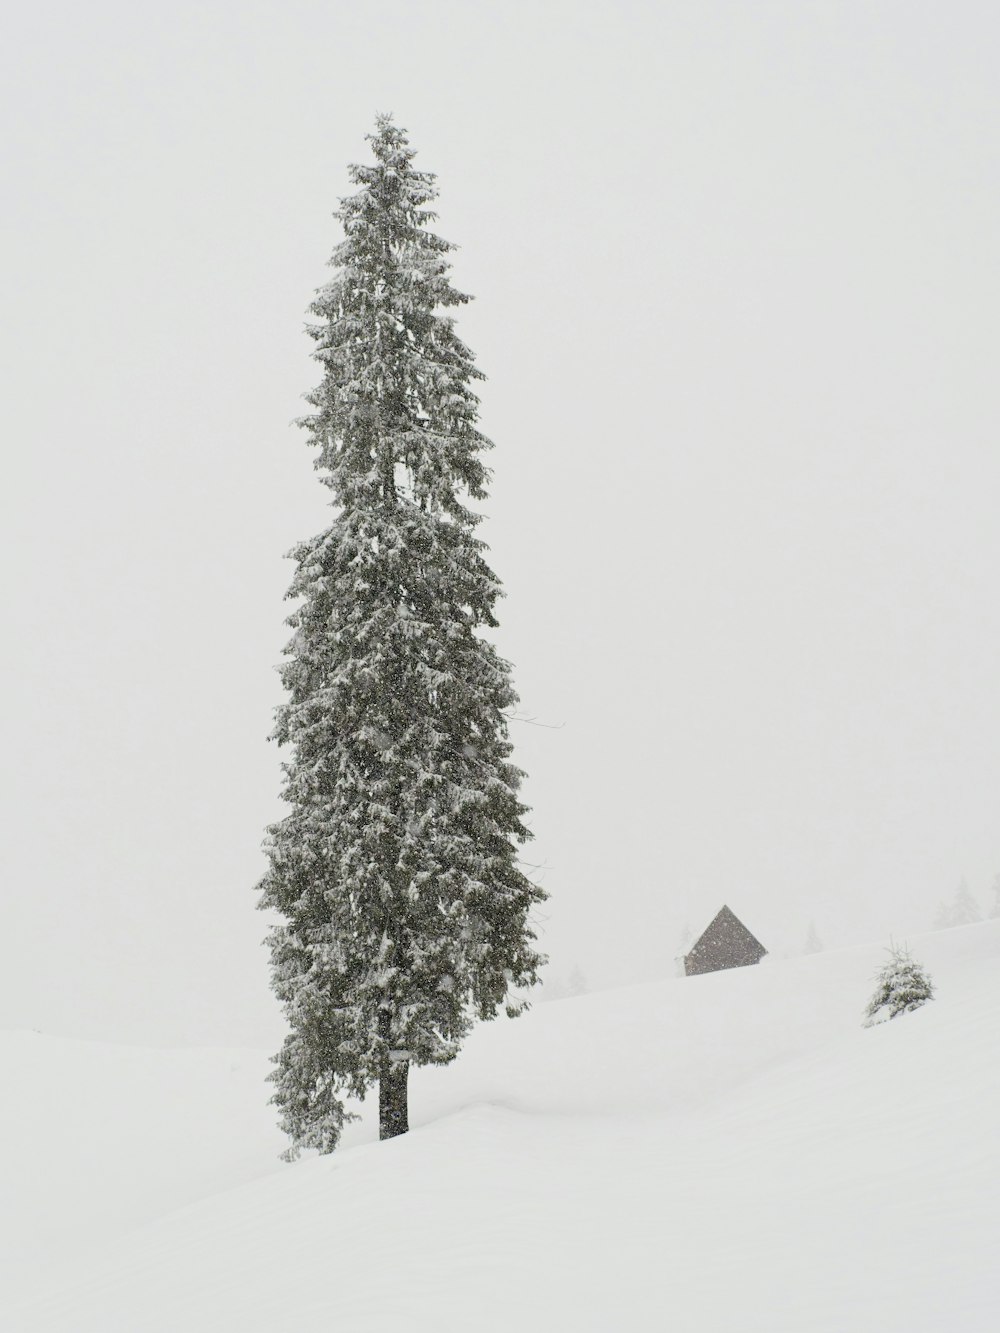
(379, 1057, 409, 1140)
(378, 1007, 409, 1140)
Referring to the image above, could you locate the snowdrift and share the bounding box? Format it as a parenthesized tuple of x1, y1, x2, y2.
(3, 924, 999, 1331)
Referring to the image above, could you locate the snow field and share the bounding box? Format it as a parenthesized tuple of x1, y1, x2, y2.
(3, 922, 999, 1330)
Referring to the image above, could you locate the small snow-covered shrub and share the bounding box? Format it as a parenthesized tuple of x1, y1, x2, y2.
(863, 943, 934, 1027)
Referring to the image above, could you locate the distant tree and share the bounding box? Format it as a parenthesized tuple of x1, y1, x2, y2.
(542, 974, 568, 1002)
(934, 877, 981, 930)
(989, 873, 1000, 919)
(803, 921, 823, 954)
(258, 115, 546, 1156)
(952, 877, 981, 924)
(567, 964, 588, 997)
(932, 902, 949, 930)
(863, 943, 934, 1027)
(542, 967, 588, 1001)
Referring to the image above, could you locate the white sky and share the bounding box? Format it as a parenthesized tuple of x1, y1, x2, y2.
(2, 0, 999, 1044)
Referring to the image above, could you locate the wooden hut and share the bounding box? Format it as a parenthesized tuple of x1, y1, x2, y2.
(683, 905, 767, 977)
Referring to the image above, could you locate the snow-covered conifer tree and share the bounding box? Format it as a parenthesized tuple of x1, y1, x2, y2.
(950, 877, 981, 925)
(258, 116, 545, 1155)
(934, 877, 981, 930)
(803, 921, 823, 954)
(862, 943, 934, 1027)
(990, 873, 1000, 919)
(567, 964, 588, 997)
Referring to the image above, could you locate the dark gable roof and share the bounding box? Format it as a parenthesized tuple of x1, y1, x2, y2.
(684, 904, 767, 976)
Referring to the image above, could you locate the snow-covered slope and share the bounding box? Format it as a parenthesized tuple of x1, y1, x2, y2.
(4, 924, 999, 1331)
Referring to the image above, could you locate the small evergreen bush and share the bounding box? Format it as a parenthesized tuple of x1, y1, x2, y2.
(862, 943, 934, 1027)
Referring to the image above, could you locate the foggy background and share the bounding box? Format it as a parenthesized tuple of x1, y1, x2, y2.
(3, 0, 998, 1045)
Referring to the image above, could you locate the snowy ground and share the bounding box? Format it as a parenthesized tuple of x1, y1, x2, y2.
(3, 923, 999, 1331)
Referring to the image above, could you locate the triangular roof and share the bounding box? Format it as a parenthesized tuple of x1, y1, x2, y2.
(690, 904, 765, 954)
(684, 905, 767, 976)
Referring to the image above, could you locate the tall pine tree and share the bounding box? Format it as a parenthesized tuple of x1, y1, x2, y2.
(258, 116, 545, 1156)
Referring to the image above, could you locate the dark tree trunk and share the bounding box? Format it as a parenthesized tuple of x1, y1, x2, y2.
(378, 1008, 409, 1140)
(379, 1058, 409, 1140)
